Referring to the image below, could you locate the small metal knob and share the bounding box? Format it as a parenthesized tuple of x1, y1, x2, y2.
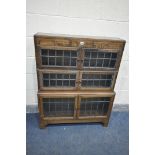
(80, 41, 85, 46)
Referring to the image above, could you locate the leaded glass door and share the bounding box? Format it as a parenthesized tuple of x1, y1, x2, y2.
(82, 48, 120, 70)
(77, 94, 115, 119)
(36, 47, 83, 69)
(79, 71, 117, 90)
(38, 70, 79, 90)
(38, 95, 77, 119)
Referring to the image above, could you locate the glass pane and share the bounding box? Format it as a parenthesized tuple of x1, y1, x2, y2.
(50, 80, 56, 86)
(70, 80, 75, 86)
(90, 59, 96, 67)
(105, 52, 111, 58)
(40, 49, 77, 67)
(70, 74, 76, 79)
(42, 73, 76, 88)
(56, 50, 63, 56)
(56, 57, 63, 66)
(81, 73, 113, 88)
(42, 57, 48, 65)
(43, 98, 75, 117)
(57, 74, 63, 79)
(91, 52, 97, 58)
(49, 50, 55, 56)
(50, 74, 56, 79)
(43, 73, 49, 79)
(103, 59, 109, 67)
(63, 80, 69, 86)
(64, 57, 70, 66)
(85, 52, 91, 58)
(43, 80, 49, 87)
(82, 80, 87, 86)
(49, 57, 55, 65)
(97, 59, 103, 67)
(98, 52, 105, 58)
(64, 74, 69, 79)
(83, 49, 118, 69)
(41, 49, 48, 56)
(84, 59, 89, 66)
(112, 53, 117, 59)
(109, 60, 116, 67)
(57, 80, 62, 86)
(71, 58, 76, 66)
(106, 80, 111, 87)
(80, 97, 110, 116)
(71, 51, 77, 57)
(64, 52, 70, 57)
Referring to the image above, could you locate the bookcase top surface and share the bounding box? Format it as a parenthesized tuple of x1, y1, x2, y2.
(34, 32, 126, 42)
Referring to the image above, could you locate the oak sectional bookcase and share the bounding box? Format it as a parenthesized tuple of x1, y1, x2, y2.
(34, 33, 125, 128)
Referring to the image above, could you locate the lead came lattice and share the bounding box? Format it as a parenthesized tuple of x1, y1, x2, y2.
(43, 98, 75, 117)
(43, 73, 76, 87)
(41, 49, 77, 67)
(80, 97, 110, 116)
(82, 73, 113, 87)
(83, 48, 117, 69)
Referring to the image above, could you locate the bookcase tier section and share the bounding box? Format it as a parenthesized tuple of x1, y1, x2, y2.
(37, 70, 117, 91)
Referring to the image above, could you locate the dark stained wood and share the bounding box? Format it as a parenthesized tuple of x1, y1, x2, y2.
(34, 33, 125, 50)
(34, 33, 125, 128)
(38, 90, 115, 96)
(45, 118, 107, 124)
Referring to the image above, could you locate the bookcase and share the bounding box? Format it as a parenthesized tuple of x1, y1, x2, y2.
(34, 33, 125, 128)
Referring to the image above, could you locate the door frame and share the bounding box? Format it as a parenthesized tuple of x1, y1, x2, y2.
(78, 70, 118, 91)
(38, 93, 78, 120)
(37, 69, 80, 91)
(77, 92, 115, 120)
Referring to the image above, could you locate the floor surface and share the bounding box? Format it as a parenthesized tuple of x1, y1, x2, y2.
(26, 111, 129, 155)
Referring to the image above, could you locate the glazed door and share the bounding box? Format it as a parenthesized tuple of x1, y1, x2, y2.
(79, 71, 117, 91)
(39, 95, 78, 119)
(77, 94, 115, 119)
(38, 69, 80, 90)
(36, 46, 84, 70)
(82, 48, 121, 70)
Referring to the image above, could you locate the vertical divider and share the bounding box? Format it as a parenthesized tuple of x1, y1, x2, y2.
(75, 71, 79, 90)
(77, 71, 82, 90)
(77, 45, 85, 70)
(80, 46, 85, 70)
(76, 48, 81, 70)
(74, 96, 78, 119)
(76, 95, 81, 119)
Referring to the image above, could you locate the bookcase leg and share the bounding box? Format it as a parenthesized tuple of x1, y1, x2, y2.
(39, 119, 47, 129)
(39, 122, 46, 129)
(103, 122, 109, 127)
(102, 118, 109, 127)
